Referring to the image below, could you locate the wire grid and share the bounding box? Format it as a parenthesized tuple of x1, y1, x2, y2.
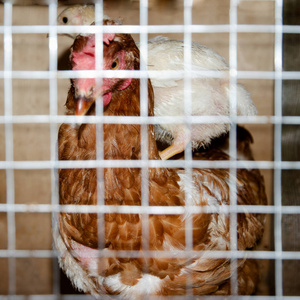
(0, 0, 300, 299)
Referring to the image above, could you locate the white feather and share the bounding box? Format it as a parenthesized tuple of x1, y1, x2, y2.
(176, 170, 229, 250)
(57, 6, 257, 157)
(53, 224, 99, 295)
(102, 273, 163, 299)
(141, 37, 257, 152)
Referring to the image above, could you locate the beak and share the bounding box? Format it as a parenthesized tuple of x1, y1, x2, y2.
(74, 96, 95, 116)
(74, 79, 112, 115)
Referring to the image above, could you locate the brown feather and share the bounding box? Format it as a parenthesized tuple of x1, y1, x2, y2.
(56, 22, 267, 298)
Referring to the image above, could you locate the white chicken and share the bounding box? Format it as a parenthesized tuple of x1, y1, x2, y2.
(57, 5, 96, 38)
(57, 6, 257, 160)
(144, 36, 256, 159)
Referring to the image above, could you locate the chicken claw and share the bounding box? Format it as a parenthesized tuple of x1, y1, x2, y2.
(159, 128, 191, 160)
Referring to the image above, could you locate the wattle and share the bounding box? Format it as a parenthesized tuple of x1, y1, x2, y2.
(103, 91, 113, 106)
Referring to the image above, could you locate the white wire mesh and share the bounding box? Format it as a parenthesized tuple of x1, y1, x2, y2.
(0, 0, 299, 298)
(3, 2, 16, 296)
(274, 0, 284, 297)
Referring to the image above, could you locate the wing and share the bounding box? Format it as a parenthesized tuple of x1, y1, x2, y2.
(192, 126, 267, 250)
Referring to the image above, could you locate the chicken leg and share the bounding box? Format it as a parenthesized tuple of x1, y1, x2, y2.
(159, 127, 191, 160)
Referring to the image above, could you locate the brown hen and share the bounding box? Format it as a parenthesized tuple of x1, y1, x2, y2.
(54, 19, 267, 299)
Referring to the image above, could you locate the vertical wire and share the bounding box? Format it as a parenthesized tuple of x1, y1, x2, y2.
(229, 0, 239, 295)
(48, 1, 60, 297)
(274, 0, 283, 298)
(3, 1, 16, 296)
(139, 0, 150, 282)
(183, 0, 193, 298)
(94, 0, 106, 268)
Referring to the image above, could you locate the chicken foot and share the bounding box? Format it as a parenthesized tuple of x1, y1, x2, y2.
(159, 128, 191, 160)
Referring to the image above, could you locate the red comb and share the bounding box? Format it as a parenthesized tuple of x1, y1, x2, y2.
(103, 33, 115, 45)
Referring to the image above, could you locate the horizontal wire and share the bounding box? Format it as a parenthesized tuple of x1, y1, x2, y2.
(0, 24, 299, 34)
(0, 296, 94, 300)
(0, 248, 299, 261)
(240, 0, 275, 1)
(238, 70, 300, 80)
(1, 70, 300, 80)
(1, 203, 300, 215)
(0, 115, 300, 126)
(1, 296, 300, 300)
(239, 0, 275, 1)
(0, 159, 299, 170)
(0, 296, 95, 300)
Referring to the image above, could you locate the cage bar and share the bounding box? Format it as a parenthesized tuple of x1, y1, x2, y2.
(0, 0, 299, 298)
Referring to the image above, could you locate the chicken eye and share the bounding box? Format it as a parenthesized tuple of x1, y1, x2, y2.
(62, 17, 68, 24)
(110, 60, 119, 70)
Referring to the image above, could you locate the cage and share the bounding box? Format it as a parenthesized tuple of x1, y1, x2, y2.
(0, 0, 299, 299)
